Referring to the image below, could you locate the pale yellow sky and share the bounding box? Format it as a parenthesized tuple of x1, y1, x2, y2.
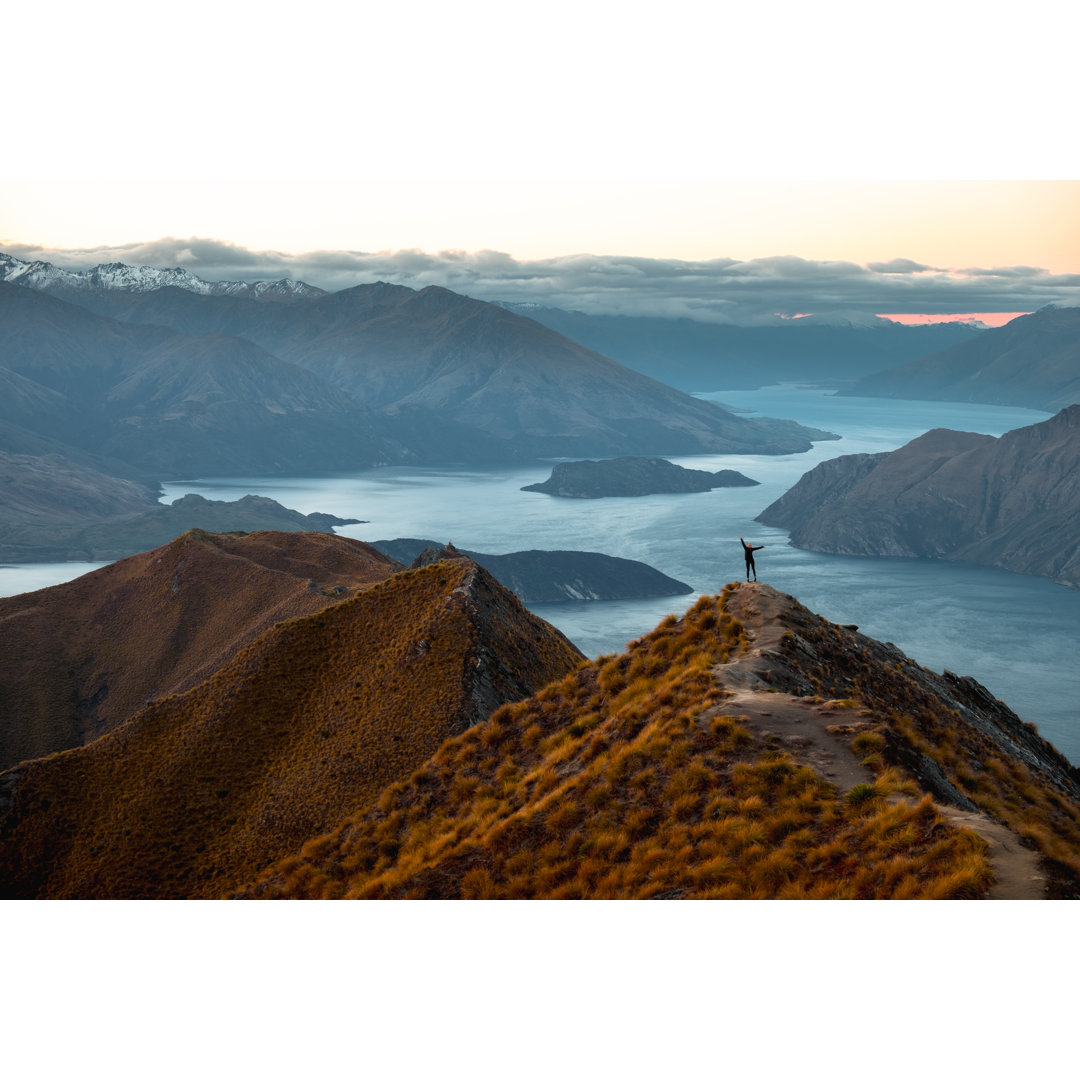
(2, 179, 1077, 274)
(5, 4, 1078, 277)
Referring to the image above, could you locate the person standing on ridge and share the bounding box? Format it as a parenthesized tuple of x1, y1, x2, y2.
(740, 537, 764, 581)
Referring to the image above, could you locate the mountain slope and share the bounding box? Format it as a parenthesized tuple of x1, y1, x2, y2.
(843, 307, 1080, 411)
(757, 406, 1080, 587)
(0, 554, 584, 898)
(237, 582, 1080, 899)
(4, 265, 835, 458)
(0, 281, 410, 477)
(0, 531, 401, 771)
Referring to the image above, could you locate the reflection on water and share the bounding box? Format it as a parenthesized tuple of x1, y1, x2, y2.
(2, 388, 1076, 762)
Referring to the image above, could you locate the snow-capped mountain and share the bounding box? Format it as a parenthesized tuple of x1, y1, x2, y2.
(0, 252, 325, 301)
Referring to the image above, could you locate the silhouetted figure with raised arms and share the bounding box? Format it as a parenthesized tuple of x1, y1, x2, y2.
(740, 536, 764, 581)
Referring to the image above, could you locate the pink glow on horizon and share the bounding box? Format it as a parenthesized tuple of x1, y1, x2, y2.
(878, 312, 1030, 327)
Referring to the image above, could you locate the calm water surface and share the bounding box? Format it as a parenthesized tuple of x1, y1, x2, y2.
(4, 388, 1077, 762)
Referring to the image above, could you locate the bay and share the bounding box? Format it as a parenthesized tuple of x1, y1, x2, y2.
(3, 387, 1077, 763)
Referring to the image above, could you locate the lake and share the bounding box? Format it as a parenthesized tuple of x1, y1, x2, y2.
(3, 387, 1077, 763)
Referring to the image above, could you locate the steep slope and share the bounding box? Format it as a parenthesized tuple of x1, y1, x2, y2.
(757, 406, 1080, 587)
(238, 583, 1080, 900)
(0, 555, 584, 898)
(0, 531, 400, 771)
(843, 307, 1080, 411)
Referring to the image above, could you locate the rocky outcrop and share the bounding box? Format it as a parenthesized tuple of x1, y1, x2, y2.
(757, 406, 1080, 588)
(521, 456, 759, 498)
(372, 538, 693, 602)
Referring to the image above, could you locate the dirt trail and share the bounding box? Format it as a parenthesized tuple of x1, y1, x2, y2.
(710, 582, 1047, 900)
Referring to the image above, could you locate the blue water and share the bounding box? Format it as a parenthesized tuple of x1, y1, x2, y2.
(3, 388, 1077, 763)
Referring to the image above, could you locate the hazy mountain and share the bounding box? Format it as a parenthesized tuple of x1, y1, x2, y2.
(0, 486, 362, 563)
(371, 539, 693, 602)
(2, 259, 836, 461)
(757, 406, 1080, 587)
(0, 451, 157, 526)
(0, 548, 583, 898)
(118, 279, 840, 456)
(0, 281, 412, 477)
(843, 307, 1080, 411)
(494, 302, 984, 391)
(521, 456, 759, 498)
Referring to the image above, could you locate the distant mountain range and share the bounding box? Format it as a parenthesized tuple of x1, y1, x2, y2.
(494, 301, 984, 391)
(0, 254, 835, 481)
(4, 544, 1077, 899)
(842, 306, 1080, 411)
(757, 406, 1080, 588)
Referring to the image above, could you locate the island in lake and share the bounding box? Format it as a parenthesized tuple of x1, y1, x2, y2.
(522, 456, 760, 498)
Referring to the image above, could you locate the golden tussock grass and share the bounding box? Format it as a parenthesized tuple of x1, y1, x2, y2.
(0, 557, 583, 898)
(238, 589, 1003, 900)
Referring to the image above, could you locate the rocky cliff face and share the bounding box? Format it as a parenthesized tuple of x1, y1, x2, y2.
(757, 407, 1080, 588)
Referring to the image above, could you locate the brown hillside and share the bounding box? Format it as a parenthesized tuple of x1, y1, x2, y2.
(0, 530, 401, 771)
(0, 557, 584, 899)
(239, 583, 1080, 900)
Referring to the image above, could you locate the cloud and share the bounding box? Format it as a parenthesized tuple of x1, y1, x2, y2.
(6, 238, 1080, 323)
(867, 258, 936, 274)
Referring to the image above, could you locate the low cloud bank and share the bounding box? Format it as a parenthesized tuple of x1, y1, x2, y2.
(7, 238, 1079, 323)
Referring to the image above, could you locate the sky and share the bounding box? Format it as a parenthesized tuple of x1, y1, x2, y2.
(4, 2, 1079, 325)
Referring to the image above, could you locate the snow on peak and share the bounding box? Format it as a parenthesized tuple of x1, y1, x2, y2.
(0, 251, 325, 301)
